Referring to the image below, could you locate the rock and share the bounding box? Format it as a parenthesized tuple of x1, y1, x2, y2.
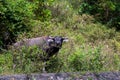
(0, 72, 120, 80)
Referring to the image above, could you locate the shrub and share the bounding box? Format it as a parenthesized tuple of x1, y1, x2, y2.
(76, 0, 120, 29)
(0, 0, 36, 49)
(12, 45, 64, 73)
(45, 56, 64, 72)
(68, 45, 103, 71)
(34, 0, 53, 21)
(12, 46, 43, 73)
(48, 0, 73, 22)
(0, 50, 13, 74)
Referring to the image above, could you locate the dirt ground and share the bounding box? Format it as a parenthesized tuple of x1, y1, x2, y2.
(0, 72, 120, 80)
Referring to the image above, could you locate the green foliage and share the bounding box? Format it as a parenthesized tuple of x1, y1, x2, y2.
(67, 0, 82, 11)
(0, 0, 36, 48)
(113, 54, 120, 70)
(45, 56, 63, 72)
(0, 0, 53, 49)
(0, 50, 13, 74)
(11, 45, 64, 73)
(49, 0, 73, 22)
(1, 0, 120, 74)
(68, 45, 103, 71)
(34, 0, 53, 21)
(12, 46, 43, 73)
(70, 0, 120, 30)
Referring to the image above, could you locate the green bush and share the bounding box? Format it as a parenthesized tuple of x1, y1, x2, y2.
(12, 46, 43, 73)
(34, 0, 53, 21)
(0, 0, 53, 49)
(68, 45, 103, 71)
(12, 45, 64, 73)
(48, 0, 73, 22)
(70, 0, 120, 30)
(1, 0, 120, 74)
(0, 0, 36, 49)
(45, 56, 64, 72)
(0, 50, 13, 74)
(113, 54, 120, 70)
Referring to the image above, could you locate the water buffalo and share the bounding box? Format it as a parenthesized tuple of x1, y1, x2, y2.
(13, 36, 68, 72)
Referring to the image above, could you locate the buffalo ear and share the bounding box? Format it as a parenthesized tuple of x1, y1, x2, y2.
(63, 37, 69, 42)
(49, 36, 54, 39)
(47, 36, 54, 42)
(47, 39, 54, 42)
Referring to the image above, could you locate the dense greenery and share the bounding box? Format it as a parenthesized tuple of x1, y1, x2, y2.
(69, 0, 120, 29)
(0, 0, 34, 48)
(0, 0, 120, 74)
(0, 0, 52, 49)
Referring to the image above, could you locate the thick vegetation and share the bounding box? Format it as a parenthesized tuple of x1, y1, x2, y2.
(0, 0, 120, 74)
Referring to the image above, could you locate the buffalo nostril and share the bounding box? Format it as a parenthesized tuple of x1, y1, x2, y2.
(56, 42, 59, 44)
(56, 43, 61, 46)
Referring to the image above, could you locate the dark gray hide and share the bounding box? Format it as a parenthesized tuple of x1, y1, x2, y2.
(13, 36, 68, 61)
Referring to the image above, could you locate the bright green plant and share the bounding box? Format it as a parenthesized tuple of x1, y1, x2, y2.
(0, 0, 36, 49)
(68, 45, 103, 71)
(33, 0, 54, 21)
(0, 50, 13, 74)
(12, 44, 64, 73)
(45, 56, 64, 72)
(0, 0, 54, 49)
(12, 46, 43, 73)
